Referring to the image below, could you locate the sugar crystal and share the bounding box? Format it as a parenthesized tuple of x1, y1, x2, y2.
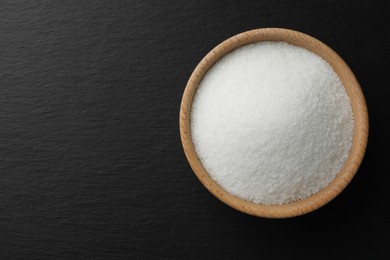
(191, 42, 354, 205)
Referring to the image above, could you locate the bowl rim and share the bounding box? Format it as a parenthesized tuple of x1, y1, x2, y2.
(179, 28, 369, 218)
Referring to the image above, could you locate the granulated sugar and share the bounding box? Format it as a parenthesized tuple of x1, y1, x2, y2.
(191, 42, 354, 205)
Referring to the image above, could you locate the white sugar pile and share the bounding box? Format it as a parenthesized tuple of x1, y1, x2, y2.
(191, 42, 354, 205)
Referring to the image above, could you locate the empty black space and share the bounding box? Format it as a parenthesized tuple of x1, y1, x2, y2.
(0, 0, 389, 259)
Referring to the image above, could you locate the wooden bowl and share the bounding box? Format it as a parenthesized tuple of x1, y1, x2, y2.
(180, 28, 368, 218)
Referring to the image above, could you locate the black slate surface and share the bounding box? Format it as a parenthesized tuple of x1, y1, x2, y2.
(0, 0, 389, 259)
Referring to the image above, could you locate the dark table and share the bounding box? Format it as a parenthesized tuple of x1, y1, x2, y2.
(0, 0, 389, 259)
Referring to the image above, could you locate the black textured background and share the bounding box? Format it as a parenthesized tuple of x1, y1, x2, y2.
(0, 0, 389, 259)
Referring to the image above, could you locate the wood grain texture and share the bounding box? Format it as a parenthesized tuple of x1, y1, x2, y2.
(180, 28, 369, 218)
